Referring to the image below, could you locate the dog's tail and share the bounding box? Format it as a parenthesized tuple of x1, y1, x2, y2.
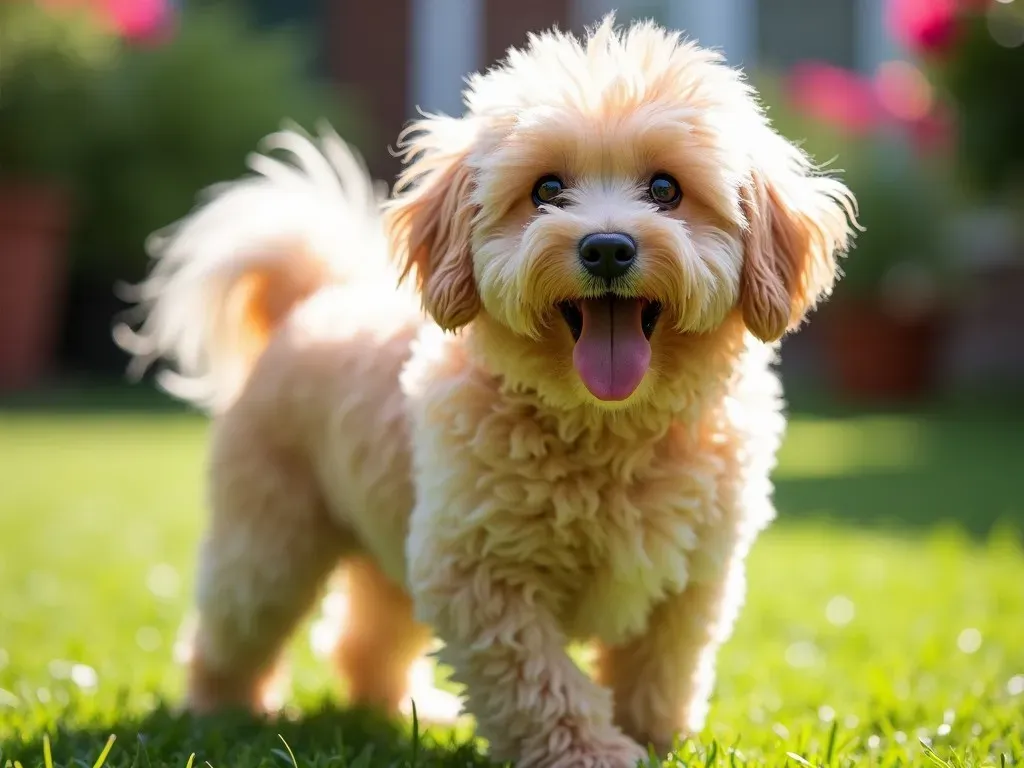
(114, 124, 392, 414)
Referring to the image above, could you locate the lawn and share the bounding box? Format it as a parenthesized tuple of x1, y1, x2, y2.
(0, 388, 1022, 767)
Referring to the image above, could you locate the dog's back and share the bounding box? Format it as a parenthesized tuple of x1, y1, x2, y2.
(114, 126, 458, 716)
(116, 125, 428, 582)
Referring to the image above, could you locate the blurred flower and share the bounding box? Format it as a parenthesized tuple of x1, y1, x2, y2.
(875, 59, 955, 155)
(887, 0, 961, 55)
(104, 0, 169, 40)
(37, 0, 173, 42)
(887, 0, 997, 57)
(786, 59, 954, 156)
(875, 60, 934, 123)
(787, 62, 884, 136)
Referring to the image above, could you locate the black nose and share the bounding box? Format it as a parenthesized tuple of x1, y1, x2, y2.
(578, 232, 637, 280)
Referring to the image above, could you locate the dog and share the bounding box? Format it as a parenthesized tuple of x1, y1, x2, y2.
(117, 15, 857, 768)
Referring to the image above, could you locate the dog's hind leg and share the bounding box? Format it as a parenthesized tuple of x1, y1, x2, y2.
(332, 555, 462, 723)
(184, 425, 353, 714)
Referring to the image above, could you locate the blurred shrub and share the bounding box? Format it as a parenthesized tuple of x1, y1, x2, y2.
(930, 5, 1024, 202)
(0, 2, 118, 182)
(72, 0, 364, 280)
(838, 141, 954, 310)
(889, 0, 1024, 203)
(754, 70, 955, 307)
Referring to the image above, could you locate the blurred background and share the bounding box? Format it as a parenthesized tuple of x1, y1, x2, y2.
(1, 0, 1023, 402)
(0, 0, 1022, 527)
(0, 3, 1022, 760)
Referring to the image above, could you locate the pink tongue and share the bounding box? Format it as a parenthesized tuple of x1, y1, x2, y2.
(572, 298, 651, 401)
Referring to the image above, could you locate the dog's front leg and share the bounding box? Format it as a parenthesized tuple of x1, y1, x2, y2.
(594, 556, 747, 757)
(409, 550, 647, 768)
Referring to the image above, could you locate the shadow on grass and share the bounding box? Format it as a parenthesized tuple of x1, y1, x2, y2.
(0, 377, 190, 415)
(775, 390, 1024, 537)
(1, 702, 492, 768)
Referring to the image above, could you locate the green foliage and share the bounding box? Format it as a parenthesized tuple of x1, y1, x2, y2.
(0, 3, 117, 181)
(0, 393, 1022, 766)
(928, 6, 1024, 202)
(836, 140, 955, 301)
(72, 0, 363, 279)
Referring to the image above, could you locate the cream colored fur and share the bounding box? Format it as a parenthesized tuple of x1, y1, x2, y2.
(118, 16, 857, 768)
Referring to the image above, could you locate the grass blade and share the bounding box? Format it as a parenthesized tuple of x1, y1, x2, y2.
(274, 736, 299, 768)
(349, 745, 374, 768)
(91, 736, 116, 768)
(786, 753, 816, 768)
(824, 722, 838, 765)
(919, 739, 953, 768)
(410, 699, 420, 768)
(705, 740, 719, 768)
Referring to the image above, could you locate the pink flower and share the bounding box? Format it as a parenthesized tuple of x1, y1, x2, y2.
(103, 0, 169, 40)
(33, 0, 172, 42)
(875, 60, 955, 154)
(786, 59, 954, 156)
(787, 62, 884, 136)
(887, 0, 960, 55)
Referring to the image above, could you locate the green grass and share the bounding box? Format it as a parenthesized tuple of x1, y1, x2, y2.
(0, 391, 1022, 767)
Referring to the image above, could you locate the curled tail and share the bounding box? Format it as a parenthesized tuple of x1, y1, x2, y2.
(115, 124, 390, 413)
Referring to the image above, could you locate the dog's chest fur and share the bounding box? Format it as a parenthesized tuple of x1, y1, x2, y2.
(454, 398, 733, 645)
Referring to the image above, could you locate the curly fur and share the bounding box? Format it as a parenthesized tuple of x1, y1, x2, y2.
(117, 15, 857, 768)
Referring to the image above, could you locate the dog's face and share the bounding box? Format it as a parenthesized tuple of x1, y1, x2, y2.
(387, 17, 856, 410)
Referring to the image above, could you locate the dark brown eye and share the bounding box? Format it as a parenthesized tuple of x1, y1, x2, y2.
(532, 175, 565, 207)
(648, 173, 682, 209)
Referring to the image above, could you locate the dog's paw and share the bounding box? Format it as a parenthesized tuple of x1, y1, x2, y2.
(575, 738, 648, 768)
(521, 726, 648, 768)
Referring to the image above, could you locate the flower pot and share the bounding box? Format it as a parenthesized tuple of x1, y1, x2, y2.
(820, 298, 945, 402)
(0, 181, 71, 391)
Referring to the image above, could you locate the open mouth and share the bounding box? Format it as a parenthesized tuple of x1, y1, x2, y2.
(557, 297, 662, 402)
(558, 299, 662, 342)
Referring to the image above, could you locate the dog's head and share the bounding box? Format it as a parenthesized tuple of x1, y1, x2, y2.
(386, 16, 857, 410)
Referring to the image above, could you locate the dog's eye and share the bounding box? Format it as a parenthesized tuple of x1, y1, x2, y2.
(648, 173, 682, 210)
(532, 175, 565, 207)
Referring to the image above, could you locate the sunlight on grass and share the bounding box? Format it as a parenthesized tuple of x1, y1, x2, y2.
(776, 416, 927, 479)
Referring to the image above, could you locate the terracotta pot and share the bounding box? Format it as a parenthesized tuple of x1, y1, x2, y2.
(820, 298, 945, 402)
(0, 181, 71, 391)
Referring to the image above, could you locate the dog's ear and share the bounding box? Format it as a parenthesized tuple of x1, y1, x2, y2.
(739, 147, 858, 343)
(385, 116, 481, 331)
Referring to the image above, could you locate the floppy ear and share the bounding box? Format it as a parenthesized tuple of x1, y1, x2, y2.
(385, 118, 481, 331)
(740, 153, 858, 343)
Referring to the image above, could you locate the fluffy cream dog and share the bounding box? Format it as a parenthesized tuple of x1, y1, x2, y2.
(118, 15, 857, 768)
